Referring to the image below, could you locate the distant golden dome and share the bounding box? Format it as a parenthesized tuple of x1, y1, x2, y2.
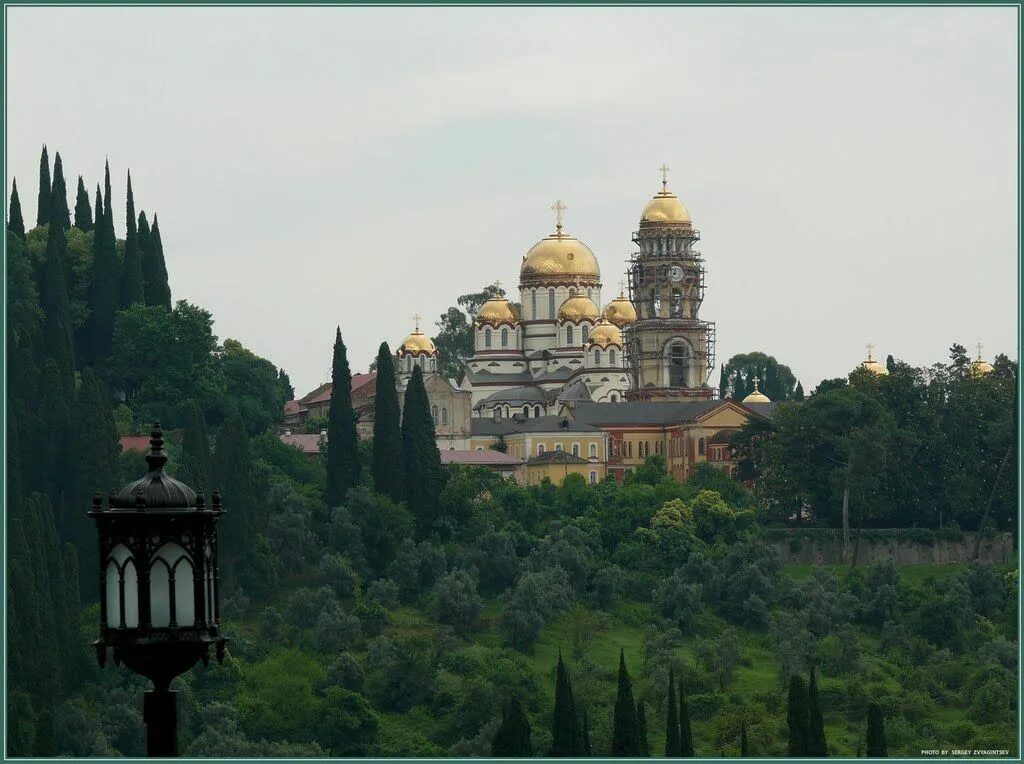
(398, 329, 436, 356)
(588, 319, 623, 347)
(558, 294, 600, 322)
(972, 359, 994, 377)
(742, 376, 771, 404)
(641, 190, 691, 225)
(520, 230, 600, 286)
(476, 296, 519, 326)
(859, 354, 889, 376)
(603, 290, 638, 327)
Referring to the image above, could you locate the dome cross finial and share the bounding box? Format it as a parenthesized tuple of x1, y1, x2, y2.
(976, 341, 984, 361)
(551, 199, 567, 234)
(865, 342, 875, 361)
(752, 375, 761, 392)
(412, 313, 421, 333)
(659, 163, 670, 191)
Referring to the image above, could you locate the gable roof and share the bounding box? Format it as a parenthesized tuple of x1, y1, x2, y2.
(527, 450, 591, 466)
(299, 373, 376, 405)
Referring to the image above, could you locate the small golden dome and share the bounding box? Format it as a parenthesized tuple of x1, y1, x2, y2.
(859, 356, 889, 376)
(603, 289, 638, 327)
(558, 294, 600, 322)
(476, 296, 519, 326)
(641, 190, 691, 225)
(398, 329, 436, 356)
(972, 359, 994, 377)
(742, 377, 771, 404)
(588, 319, 623, 348)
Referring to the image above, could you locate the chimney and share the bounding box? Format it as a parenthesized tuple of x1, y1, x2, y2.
(284, 429, 292, 436)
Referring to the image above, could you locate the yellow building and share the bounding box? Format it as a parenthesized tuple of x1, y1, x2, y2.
(523, 450, 604, 486)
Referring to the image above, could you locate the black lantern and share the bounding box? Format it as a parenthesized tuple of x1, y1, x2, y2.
(90, 423, 227, 757)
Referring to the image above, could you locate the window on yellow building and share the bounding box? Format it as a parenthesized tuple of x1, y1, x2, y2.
(589, 443, 597, 458)
(698, 438, 706, 455)
(589, 471, 598, 484)
(572, 443, 579, 456)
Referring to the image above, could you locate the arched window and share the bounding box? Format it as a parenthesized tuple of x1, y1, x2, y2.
(572, 443, 580, 456)
(494, 407, 502, 421)
(566, 326, 574, 345)
(698, 437, 706, 455)
(610, 393, 617, 402)
(523, 406, 530, 418)
(431, 405, 438, 423)
(555, 443, 563, 452)
(671, 289, 682, 318)
(538, 444, 545, 455)
(589, 443, 597, 458)
(485, 329, 492, 348)
(548, 288, 556, 318)
(582, 325, 589, 343)
(534, 405, 542, 418)
(669, 342, 688, 387)
(441, 407, 448, 425)
(594, 349, 602, 365)
(531, 289, 538, 319)
(501, 328, 509, 347)
(609, 349, 617, 365)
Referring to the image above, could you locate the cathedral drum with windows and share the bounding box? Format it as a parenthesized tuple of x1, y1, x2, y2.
(624, 167, 716, 401)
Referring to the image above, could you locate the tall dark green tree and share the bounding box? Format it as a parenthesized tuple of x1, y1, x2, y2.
(401, 365, 444, 539)
(73, 176, 92, 231)
(179, 400, 212, 493)
(94, 184, 104, 227)
(212, 412, 255, 584)
(635, 700, 650, 757)
(36, 145, 51, 226)
(50, 152, 70, 229)
(492, 696, 532, 757)
(865, 704, 887, 758)
(278, 368, 295, 400)
(794, 381, 805, 401)
(720, 351, 798, 401)
(550, 652, 580, 756)
(326, 328, 361, 506)
(85, 177, 119, 366)
(807, 667, 828, 756)
(611, 649, 639, 756)
(679, 679, 694, 757)
(8, 178, 26, 239)
(664, 667, 681, 756)
(40, 213, 75, 387)
(119, 170, 144, 308)
(372, 343, 404, 502)
(143, 213, 172, 309)
(786, 674, 809, 757)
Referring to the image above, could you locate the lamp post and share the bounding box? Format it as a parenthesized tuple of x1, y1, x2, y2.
(90, 423, 227, 757)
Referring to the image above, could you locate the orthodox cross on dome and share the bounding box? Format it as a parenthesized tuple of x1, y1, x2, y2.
(976, 341, 984, 360)
(551, 200, 567, 234)
(865, 342, 875, 361)
(618, 279, 627, 295)
(412, 313, 422, 333)
(752, 375, 761, 392)
(659, 163, 670, 191)
(493, 279, 502, 293)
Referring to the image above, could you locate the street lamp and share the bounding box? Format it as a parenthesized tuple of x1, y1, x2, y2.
(90, 422, 227, 757)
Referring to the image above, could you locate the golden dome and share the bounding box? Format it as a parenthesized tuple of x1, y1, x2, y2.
(520, 205, 600, 285)
(859, 355, 888, 376)
(742, 376, 771, 404)
(398, 328, 436, 356)
(603, 289, 638, 327)
(588, 319, 623, 347)
(558, 294, 600, 322)
(476, 296, 519, 326)
(971, 343, 994, 377)
(641, 191, 691, 225)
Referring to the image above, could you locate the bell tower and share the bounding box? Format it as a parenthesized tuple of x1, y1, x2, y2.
(624, 166, 716, 401)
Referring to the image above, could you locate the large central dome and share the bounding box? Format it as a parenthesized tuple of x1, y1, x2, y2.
(520, 212, 601, 287)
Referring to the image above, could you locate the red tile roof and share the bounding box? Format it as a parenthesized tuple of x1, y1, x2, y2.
(120, 436, 151, 453)
(440, 449, 522, 466)
(284, 400, 303, 416)
(280, 433, 326, 454)
(301, 373, 376, 405)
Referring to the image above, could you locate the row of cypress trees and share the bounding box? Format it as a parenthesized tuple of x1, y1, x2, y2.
(325, 333, 444, 537)
(787, 668, 888, 758)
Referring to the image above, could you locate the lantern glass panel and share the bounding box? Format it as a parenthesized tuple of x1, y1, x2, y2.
(150, 542, 193, 627)
(106, 544, 139, 628)
(205, 543, 214, 622)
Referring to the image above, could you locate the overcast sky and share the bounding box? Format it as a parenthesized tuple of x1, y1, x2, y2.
(7, 6, 1018, 397)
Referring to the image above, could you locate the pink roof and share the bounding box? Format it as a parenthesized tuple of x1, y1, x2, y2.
(120, 435, 151, 453)
(440, 449, 522, 466)
(284, 400, 302, 416)
(280, 433, 325, 454)
(302, 373, 376, 405)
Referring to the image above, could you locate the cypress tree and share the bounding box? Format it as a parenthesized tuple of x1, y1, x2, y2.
(95, 183, 104, 227)
(73, 175, 92, 231)
(611, 649, 639, 756)
(326, 328, 361, 506)
(786, 674, 809, 757)
(492, 696, 533, 757)
(143, 213, 172, 309)
(794, 381, 805, 401)
(636, 700, 650, 757)
(740, 724, 748, 757)
(8, 178, 26, 239)
(679, 679, 694, 757)
(807, 667, 828, 757)
(372, 342, 405, 502)
(36, 145, 50, 226)
(665, 667, 681, 756)
(119, 170, 144, 308)
(212, 412, 254, 584)
(40, 216, 75, 386)
(103, 159, 112, 224)
(85, 177, 119, 366)
(581, 710, 592, 757)
(179, 400, 211, 493)
(550, 652, 579, 756)
(866, 703, 887, 758)
(50, 151, 70, 229)
(138, 210, 151, 281)
(401, 365, 444, 539)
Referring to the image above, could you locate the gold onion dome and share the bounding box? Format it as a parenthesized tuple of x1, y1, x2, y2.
(588, 319, 623, 347)
(520, 200, 601, 285)
(476, 296, 519, 326)
(558, 294, 600, 322)
(641, 167, 691, 225)
(603, 289, 638, 327)
(859, 344, 888, 376)
(971, 343, 994, 377)
(742, 377, 771, 404)
(398, 319, 436, 355)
